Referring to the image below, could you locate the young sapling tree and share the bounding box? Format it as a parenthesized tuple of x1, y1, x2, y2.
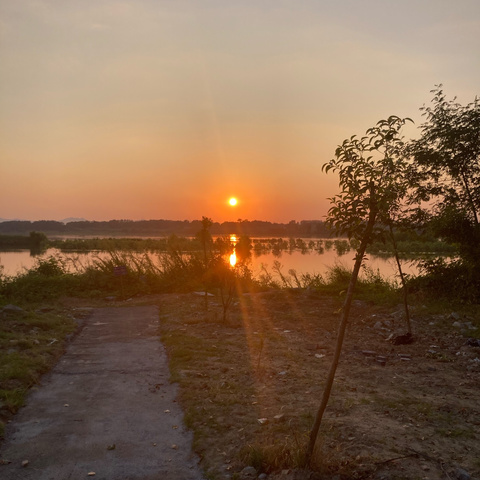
(306, 116, 412, 464)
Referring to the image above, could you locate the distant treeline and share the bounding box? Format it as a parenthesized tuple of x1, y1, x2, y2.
(0, 219, 332, 238)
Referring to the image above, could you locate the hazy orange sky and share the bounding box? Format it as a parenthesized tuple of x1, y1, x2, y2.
(1, 1, 479, 223)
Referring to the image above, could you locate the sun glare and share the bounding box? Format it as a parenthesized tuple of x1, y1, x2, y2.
(228, 197, 238, 206)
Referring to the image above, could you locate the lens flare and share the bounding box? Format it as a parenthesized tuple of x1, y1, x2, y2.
(229, 251, 237, 267)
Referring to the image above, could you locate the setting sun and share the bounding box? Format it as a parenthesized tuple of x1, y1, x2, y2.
(228, 197, 238, 206)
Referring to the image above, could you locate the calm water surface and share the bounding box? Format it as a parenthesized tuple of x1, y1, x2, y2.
(0, 247, 419, 281)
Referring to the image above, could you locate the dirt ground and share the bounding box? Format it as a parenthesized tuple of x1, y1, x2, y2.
(154, 290, 480, 480)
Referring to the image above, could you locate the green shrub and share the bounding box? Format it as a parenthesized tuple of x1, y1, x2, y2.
(408, 257, 480, 303)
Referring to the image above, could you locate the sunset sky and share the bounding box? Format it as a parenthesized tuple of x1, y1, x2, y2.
(1, 0, 479, 223)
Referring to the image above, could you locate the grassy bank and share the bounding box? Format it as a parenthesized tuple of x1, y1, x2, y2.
(0, 305, 77, 437)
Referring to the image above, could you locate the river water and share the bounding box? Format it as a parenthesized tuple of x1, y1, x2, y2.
(0, 247, 419, 282)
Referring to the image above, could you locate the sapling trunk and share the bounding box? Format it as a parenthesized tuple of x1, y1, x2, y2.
(203, 241, 209, 311)
(306, 195, 378, 466)
(388, 224, 412, 335)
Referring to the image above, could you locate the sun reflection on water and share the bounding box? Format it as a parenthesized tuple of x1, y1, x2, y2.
(229, 234, 237, 266)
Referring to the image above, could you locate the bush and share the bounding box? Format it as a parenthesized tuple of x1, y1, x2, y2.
(408, 258, 480, 303)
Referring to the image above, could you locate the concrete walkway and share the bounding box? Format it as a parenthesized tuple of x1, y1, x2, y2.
(0, 306, 204, 480)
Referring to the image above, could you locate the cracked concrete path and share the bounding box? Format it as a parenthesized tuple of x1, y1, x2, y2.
(0, 305, 205, 480)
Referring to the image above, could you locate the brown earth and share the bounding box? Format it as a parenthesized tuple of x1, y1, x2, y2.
(153, 290, 480, 480)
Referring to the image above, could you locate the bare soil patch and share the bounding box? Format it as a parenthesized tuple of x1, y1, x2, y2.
(154, 290, 480, 480)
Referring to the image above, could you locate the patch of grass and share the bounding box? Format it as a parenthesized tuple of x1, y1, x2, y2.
(0, 308, 76, 438)
(371, 395, 441, 421)
(240, 437, 309, 473)
(258, 263, 402, 306)
(0, 387, 27, 413)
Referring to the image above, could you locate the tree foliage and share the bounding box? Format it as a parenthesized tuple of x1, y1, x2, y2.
(411, 86, 480, 227)
(323, 116, 413, 241)
(409, 87, 480, 296)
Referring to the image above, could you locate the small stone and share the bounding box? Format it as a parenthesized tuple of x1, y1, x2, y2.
(375, 356, 386, 366)
(258, 474, 268, 480)
(453, 321, 463, 328)
(21, 460, 29, 467)
(240, 465, 257, 478)
(3, 304, 25, 315)
(171, 444, 178, 450)
(273, 414, 286, 423)
(73, 307, 94, 318)
(392, 333, 414, 345)
(36, 306, 54, 313)
(107, 444, 115, 450)
(87, 473, 96, 477)
(374, 321, 383, 330)
(391, 309, 405, 319)
(455, 468, 471, 480)
(315, 353, 325, 359)
(257, 418, 268, 425)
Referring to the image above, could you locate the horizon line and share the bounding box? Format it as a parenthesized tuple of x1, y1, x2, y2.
(0, 217, 327, 224)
